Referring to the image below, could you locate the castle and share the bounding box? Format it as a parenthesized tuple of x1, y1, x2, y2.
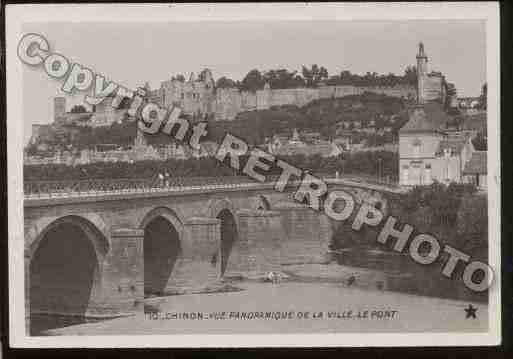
(30, 43, 448, 146)
(145, 42, 445, 121)
(148, 74, 418, 122)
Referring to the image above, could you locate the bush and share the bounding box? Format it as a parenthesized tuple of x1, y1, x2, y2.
(24, 151, 399, 182)
(332, 182, 487, 257)
(455, 194, 488, 259)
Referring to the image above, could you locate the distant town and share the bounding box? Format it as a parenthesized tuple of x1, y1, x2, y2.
(24, 43, 487, 190)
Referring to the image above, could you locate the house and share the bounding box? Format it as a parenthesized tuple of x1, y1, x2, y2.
(360, 127, 377, 134)
(333, 136, 351, 151)
(462, 151, 487, 190)
(398, 102, 476, 186)
(348, 142, 365, 152)
(267, 129, 342, 158)
(302, 131, 322, 144)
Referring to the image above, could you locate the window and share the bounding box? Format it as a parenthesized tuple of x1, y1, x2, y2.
(424, 164, 432, 184)
(411, 162, 421, 185)
(445, 162, 451, 181)
(412, 138, 422, 158)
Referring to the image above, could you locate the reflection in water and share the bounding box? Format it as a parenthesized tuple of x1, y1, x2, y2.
(29, 220, 100, 336)
(336, 248, 488, 303)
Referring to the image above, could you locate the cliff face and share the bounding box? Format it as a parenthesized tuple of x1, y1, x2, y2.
(156, 82, 418, 121)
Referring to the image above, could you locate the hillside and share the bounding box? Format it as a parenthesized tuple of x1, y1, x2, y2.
(27, 92, 412, 153)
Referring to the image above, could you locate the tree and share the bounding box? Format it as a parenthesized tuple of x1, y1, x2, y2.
(215, 76, 238, 89)
(479, 83, 487, 110)
(70, 105, 87, 113)
(118, 97, 132, 110)
(472, 131, 487, 151)
(171, 74, 186, 82)
(264, 69, 305, 89)
(339, 70, 353, 85)
(456, 194, 488, 258)
(403, 66, 417, 86)
(240, 69, 266, 92)
(302, 64, 328, 88)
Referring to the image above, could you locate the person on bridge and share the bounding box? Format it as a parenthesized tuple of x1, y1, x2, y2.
(158, 173, 164, 187)
(164, 172, 170, 187)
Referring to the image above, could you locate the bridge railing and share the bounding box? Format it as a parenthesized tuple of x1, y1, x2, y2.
(23, 176, 267, 198)
(23, 174, 399, 199)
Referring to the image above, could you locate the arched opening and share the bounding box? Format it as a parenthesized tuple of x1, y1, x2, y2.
(143, 216, 181, 297)
(256, 195, 271, 211)
(217, 209, 238, 276)
(30, 220, 100, 335)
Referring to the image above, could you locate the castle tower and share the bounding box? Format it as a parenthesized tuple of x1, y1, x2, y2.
(54, 97, 66, 120)
(416, 42, 428, 104)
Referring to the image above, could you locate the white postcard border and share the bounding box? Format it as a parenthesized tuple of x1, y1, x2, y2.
(6, 2, 501, 348)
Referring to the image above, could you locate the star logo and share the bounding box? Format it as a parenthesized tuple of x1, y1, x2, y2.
(464, 304, 477, 319)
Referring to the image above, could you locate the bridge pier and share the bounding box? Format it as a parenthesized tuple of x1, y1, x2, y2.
(224, 209, 284, 277)
(167, 217, 221, 293)
(274, 202, 332, 265)
(91, 228, 144, 316)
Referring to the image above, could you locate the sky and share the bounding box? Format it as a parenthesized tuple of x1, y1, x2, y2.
(21, 20, 486, 143)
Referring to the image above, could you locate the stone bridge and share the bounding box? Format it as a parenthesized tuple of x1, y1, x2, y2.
(24, 176, 403, 326)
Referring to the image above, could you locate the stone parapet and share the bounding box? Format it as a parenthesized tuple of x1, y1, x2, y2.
(236, 209, 282, 218)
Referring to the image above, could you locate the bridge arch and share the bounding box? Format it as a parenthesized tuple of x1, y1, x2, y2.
(205, 198, 237, 219)
(26, 213, 109, 259)
(206, 198, 238, 276)
(140, 207, 184, 296)
(216, 208, 238, 276)
(27, 215, 108, 333)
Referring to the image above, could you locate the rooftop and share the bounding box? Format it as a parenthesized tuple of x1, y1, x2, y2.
(400, 102, 451, 134)
(434, 137, 468, 156)
(459, 112, 487, 132)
